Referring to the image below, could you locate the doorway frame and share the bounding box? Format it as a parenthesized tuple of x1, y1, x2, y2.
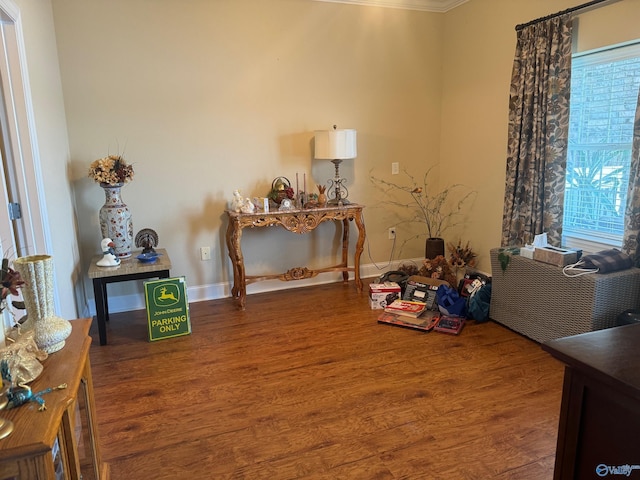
(0, 0, 51, 335)
(0, 0, 49, 259)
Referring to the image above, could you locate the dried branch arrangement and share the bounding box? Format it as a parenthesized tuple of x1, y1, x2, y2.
(370, 166, 476, 255)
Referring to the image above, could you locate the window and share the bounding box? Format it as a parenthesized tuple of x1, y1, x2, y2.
(562, 42, 640, 253)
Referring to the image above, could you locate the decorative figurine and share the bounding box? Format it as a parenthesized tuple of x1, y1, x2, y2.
(240, 198, 255, 213)
(1, 360, 66, 411)
(317, 185, 327, 207)
(135, 228, 159, 254)
(231, 190, 245, 212)
(96, 238, 120, 267)
(278, 198, 295, 211)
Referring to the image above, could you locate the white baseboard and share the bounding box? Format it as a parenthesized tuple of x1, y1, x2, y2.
(83, 257, 425, 317)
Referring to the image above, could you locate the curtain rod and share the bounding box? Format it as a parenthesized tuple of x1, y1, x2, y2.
(515, 0, 618, 31)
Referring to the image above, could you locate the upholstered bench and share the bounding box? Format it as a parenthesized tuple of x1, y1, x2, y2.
(489, 248, 640, 343)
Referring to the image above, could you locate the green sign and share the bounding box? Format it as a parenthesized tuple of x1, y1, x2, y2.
(144, 277, 191, 341)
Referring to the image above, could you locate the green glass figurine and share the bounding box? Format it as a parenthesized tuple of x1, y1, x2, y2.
(1, 360, 66, 411)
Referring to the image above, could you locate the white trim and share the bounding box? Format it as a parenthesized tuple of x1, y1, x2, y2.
(0, 0, 50, 257)
(564, 41, 640, 254)
(0, 0, 17, 21)
(309, 0, 468, 13)
(562, 233, 620, 255)
(573, 40, 640, 67)
(83, 257, 426, 316)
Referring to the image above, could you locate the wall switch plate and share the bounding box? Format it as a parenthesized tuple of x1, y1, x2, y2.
(200, 246, 211, 260)
(392, 162, 399, 175)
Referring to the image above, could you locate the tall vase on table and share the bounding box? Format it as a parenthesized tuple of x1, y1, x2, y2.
(13, 255, 71, 354)
(99, 182, 133, 258)
(88, 154, 135, 258)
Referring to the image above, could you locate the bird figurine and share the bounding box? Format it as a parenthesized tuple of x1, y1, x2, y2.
(96, 238, 120, 267)
(1, 360, 67, 411)
(135, 228, 159, 254)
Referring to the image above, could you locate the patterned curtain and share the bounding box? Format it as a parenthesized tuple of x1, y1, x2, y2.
(501, 15, 573, 247)
(622, 90, 640, 265)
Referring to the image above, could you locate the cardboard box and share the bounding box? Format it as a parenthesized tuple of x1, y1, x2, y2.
(533, 246, 578, 267)
(369, 282, 401, 309)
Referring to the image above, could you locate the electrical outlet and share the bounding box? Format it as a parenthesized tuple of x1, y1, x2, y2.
(392, 162, 399, 175)
(388, 227, 396, 240)
(200, 246, 211, 260)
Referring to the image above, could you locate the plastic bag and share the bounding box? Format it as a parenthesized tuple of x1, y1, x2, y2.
(436, 284, 466, 317)
(467, 283, 492, 322)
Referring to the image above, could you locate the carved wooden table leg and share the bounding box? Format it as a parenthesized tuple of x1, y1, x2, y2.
(341, 218, 350, 282)
(225, 216, 247, 309)
(353, 209, 365, 292)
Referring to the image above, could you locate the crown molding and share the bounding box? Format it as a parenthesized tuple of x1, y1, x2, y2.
(310, 0, 469, 13)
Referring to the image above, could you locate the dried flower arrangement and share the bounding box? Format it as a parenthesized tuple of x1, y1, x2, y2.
(88, 155, 135, 185)
(447, 240, 477, 270)
(397, 240, 477, 286)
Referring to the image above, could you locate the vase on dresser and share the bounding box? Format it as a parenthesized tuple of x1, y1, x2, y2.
(99, 182, 133, 258)
(13, 254, 72, 354)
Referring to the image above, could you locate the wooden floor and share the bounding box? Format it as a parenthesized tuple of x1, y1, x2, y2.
(88, 280, 564, 480)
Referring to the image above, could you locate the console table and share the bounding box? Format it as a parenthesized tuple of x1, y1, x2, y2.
(226, 204, 366, 309)
(88, 248, 171, 345)
(543, 324, 640, 479)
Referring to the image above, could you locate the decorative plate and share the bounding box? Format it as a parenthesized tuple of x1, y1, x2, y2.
(136, 252, 161, 263)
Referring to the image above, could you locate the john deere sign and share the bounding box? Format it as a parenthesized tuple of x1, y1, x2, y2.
(144, 277, 191, 341)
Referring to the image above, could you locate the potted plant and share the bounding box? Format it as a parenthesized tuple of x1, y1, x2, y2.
(370, 166, 476, 258)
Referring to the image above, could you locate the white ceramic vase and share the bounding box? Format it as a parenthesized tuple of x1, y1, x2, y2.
(13, 255, 72, 354)
(99, 182, 133, 258)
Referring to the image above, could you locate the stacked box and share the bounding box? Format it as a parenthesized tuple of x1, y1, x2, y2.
(533, 246, 578, 266)
(369, 282, 401, 309)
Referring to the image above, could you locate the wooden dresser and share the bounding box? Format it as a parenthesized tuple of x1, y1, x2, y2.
(0, 318, 108, 479)
(543, 324, 640, 479)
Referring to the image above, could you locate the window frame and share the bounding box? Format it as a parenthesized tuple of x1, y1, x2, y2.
(562, 40, 640, 254)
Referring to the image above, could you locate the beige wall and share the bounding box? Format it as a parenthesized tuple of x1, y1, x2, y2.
(23, 0, 639, 313)
(52, 0, 443, 309)
(441, 0, 640, 272)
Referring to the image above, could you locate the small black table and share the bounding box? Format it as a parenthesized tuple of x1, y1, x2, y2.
(88, 248, 171, 345)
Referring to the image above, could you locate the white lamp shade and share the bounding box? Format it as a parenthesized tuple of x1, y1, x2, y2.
(314, 129, 357, 160)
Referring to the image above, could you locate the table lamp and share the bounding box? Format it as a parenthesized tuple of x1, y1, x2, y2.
(314, 125, 357, 205)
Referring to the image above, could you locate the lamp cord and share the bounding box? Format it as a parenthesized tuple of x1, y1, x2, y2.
(362, 210, 396, 270)
(366, 234, 396, 271)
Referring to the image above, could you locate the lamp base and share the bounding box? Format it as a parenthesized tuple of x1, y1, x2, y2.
(328, 198, 351, 206)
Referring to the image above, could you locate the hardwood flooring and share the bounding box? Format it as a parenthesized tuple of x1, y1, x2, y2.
(88, 280, 564, 479)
